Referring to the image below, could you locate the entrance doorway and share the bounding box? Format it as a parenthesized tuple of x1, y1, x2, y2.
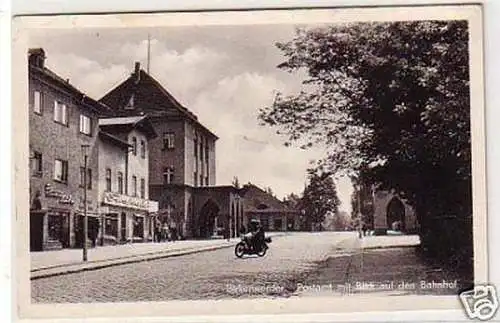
(120, 212, 127, 243)
(386, 197, 406, 232)
(30, 211, 44, 251)
(198, 200, 220, 238)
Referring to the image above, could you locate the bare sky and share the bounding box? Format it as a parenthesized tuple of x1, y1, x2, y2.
(30, 25, 353, 212)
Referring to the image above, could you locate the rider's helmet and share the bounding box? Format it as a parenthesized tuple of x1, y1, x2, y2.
(249, 219, 260, 232)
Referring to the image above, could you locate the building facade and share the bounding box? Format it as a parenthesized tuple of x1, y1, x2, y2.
(240, 183, 301, 232)
(28, 48, 106, 251)
(99, 62, 241, 239)
(353, 181, 419, 235)
(371, 190, 419, 234)
(97, 116, 159, 245)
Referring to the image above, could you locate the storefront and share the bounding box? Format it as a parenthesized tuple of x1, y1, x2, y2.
(30, 184, 76, 251)
(100, 191, 157, 245)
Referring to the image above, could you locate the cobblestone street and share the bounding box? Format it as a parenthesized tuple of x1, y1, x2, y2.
(31, 232, 465, 303)
(31, 232, 355, 302)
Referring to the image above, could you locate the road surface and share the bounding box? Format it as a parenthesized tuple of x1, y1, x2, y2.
(32, 232, 356, 303)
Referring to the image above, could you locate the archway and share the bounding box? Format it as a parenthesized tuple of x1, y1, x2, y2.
(386, 197, 406, 232)
(198, 199, 220, 238)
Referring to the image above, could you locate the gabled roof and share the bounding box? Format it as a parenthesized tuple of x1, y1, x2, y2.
(98, 115, 158, 140)
(99, 116, 146, 126)
(240, 183, 297, 213)
(98, 131, 132, 150)
(99, 66, 218, 140)
(28, 48, 113, 116)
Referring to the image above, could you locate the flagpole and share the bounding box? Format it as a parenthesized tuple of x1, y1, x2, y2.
(147, 34, 151, 74)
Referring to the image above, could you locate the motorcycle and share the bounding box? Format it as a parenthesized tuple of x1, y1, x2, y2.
(234, 235, 272, 258)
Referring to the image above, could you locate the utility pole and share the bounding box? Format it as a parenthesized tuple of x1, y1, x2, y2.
(81, 144, 90, 262)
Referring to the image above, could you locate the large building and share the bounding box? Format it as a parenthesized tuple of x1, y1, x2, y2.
(28, 48, 106, 250)
(100, 62, 243, 239)
(28, 49, 161, 251)
(97, 116, 159, 244)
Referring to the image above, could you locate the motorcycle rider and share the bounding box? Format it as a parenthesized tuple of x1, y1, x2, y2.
(244, 219, 261, 251)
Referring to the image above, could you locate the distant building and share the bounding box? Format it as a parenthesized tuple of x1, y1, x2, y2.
(371, 189, 419, 234)
(97, 116, 159, 244)
(239, 183, 301, 231)
(28, 48, 107, 251)
(99, 62, 242, 239)
(354, 182, 419, 235)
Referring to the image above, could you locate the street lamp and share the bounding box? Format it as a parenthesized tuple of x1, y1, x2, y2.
(81, 144, 90, 262)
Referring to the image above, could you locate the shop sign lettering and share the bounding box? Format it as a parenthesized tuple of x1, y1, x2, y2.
(103, 192, 150, 211)
(44, 183, 75, 205)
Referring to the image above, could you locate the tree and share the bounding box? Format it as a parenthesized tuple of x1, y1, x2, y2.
(259, 21, 471, 260)
(283, 192, 301, 209)
(300, 170, 340, 231)
(265, 187, 275, 197)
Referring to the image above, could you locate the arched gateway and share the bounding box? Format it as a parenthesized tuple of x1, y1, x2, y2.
(386, 197, 406, 232)
(198, 199, 220, 238)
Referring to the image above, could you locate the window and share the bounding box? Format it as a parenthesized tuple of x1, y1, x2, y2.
(200, 139, 204, 161)
(131, 137, 137, 155)
(31, 151, 42, 176)
(79, 114, 92, 135)
(200, 175, 203, 187)
(205, 176, 209, 186)
(140, 178, 145, 198)
(205, 140, 209, 161)
(193, 136, 198, 157)
(163, 132, 175, 150)
(53, 101, 68, 125)
(125, 94, 135, 110)
(117, 172, 123, 194)
(80, 167, 92, 189)
(163, 167, 174, 185)
(132, 176, 137, 196)
(33, 91, 42, 114)
(54, 159, 68, 182)
(105, 168, 112, 191)
(87, 169, 92, 189)
(140, 140, 146, 159)
(274, 218, 283, 230)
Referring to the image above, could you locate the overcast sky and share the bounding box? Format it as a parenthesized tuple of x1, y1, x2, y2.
(30, 25, 353, 212)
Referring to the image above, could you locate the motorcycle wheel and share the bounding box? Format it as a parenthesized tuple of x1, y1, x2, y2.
(257, 244, 268, 257)
(235, 242, 246, 258)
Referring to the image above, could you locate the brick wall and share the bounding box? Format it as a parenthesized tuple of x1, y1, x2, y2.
(149, 118, 185, 186)
(29, 72, 100, 247)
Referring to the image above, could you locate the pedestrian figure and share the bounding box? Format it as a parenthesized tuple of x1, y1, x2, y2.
(161, 223, 169, 242)
(154, 223, 161, 242)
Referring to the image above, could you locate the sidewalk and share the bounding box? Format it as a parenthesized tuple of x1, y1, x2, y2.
(360, 234, 421, 249)
(31, 232, 285, 279)
(297, 234, 469, 297)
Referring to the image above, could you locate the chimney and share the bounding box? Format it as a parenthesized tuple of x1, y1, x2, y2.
(134, 62, 141, 83)
(28, 48, 46, 68)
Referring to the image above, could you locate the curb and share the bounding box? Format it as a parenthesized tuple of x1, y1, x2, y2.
(362, 244, 420, 250)
(31, 243, 236, 280)
(31, 233, 287, 280)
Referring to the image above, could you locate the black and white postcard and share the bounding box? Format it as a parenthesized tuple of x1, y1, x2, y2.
(12, 4, 490, 321)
